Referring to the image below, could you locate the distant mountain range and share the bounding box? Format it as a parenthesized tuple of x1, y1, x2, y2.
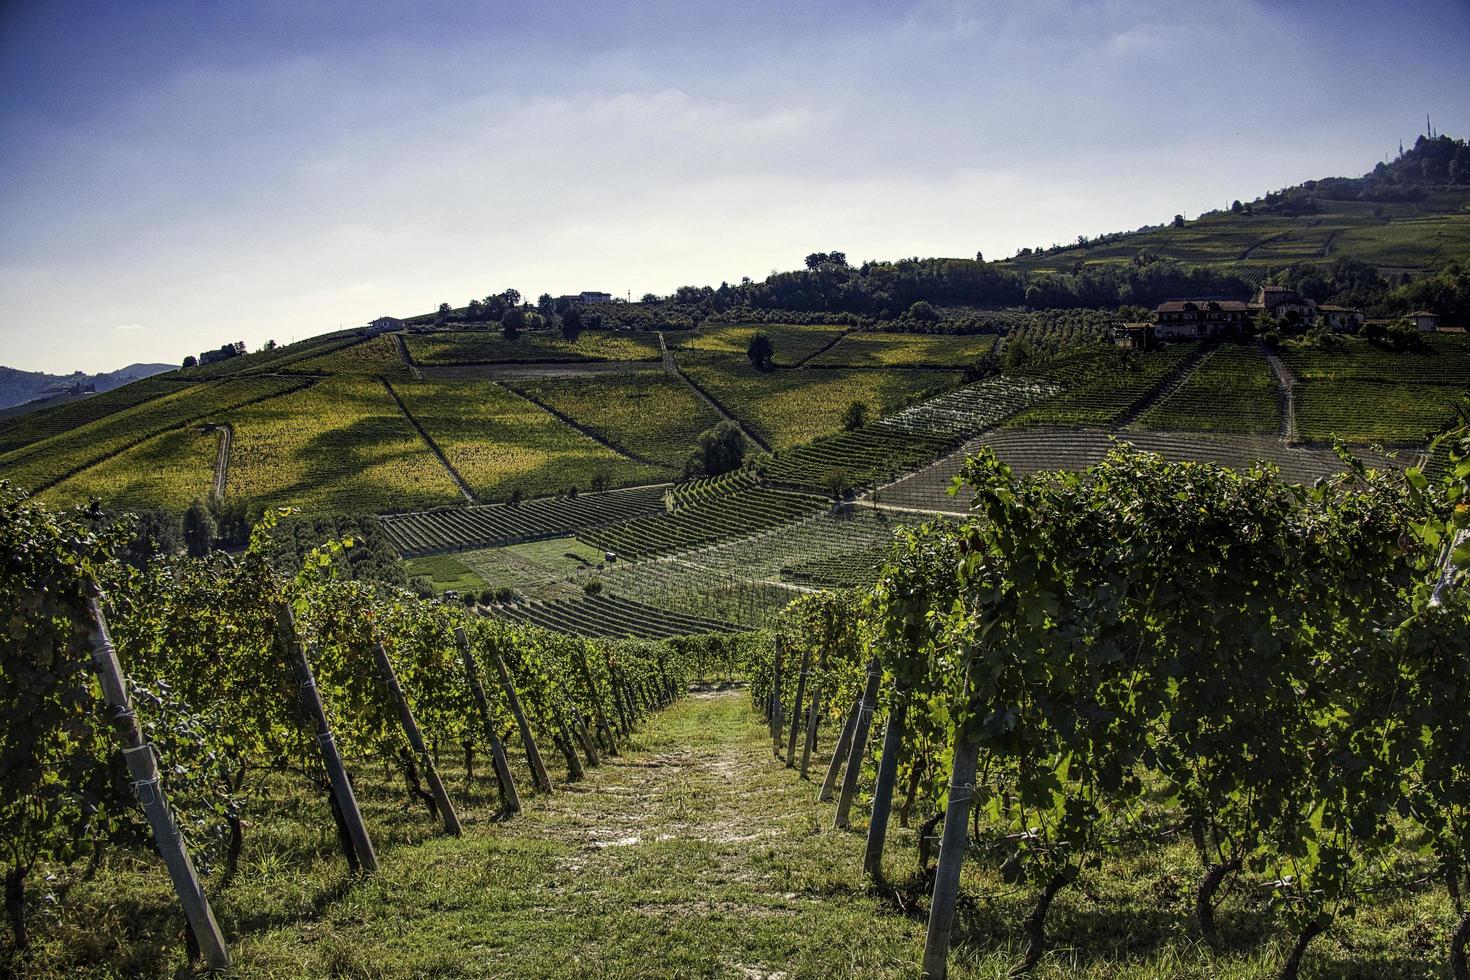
(0, 362, 177, 414)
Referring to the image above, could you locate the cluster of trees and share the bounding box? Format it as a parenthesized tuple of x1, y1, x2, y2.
(182, 342, 248, 370)
(684, 421, 746, 479)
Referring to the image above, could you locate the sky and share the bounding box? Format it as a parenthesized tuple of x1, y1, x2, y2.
(1, 1, 1468, 374)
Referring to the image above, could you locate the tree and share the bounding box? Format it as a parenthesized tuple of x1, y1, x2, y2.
(182, 355, 198, 369)
(435, 302, 452, 325)
(975, 251, 984, 262)
(1231, 200, 1244, 214)
(1172, 214, 1186, 228)
(501, 307, 525, 340)
(501, 289, 521, 307)
(561, 305, 583, 341)
(640, 293, 660, 304)
(907, 300, 940, 322)
(182, 498, 215, 557)
(686, 421, 747, 478)
(537, 293, 554, 317)
(261, 339, 277, 352)
(746, 332, 775, 369)
(842, 400, 869, 431)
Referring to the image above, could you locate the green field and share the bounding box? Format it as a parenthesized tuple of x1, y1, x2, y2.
(1138, 342, 1281, 435)
(1009, 343, 1200, 428)
(0, 376, 310, 497)
(679, 357, 961, 450)
(400, 552, 489, 593)
(225, 377, 464, 513)
(43, 426, 219, 511)
(677, 322, 848, 365)
(0, 375, 193, 456)
(806, 330, 996, 367)
(290, 333, 411, 376)
(1281, 334, 1470, 443)
(391, 380, 667, 500)
(405, 330, 663, 365)
(513, 373, 723, 468)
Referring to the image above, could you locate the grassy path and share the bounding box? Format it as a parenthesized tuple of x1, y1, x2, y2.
(239, 688, 923, 978)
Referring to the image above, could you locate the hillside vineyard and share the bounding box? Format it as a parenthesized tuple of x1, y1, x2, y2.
(5, 133, 1470, 979)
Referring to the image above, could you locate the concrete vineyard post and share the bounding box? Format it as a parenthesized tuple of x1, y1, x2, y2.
(85, 593, 231, 971)
(921, 731, 982, 980)
(834, 657, 882, 829)
(454, 628, 520, 815)
(820, 694, 863, 803)
(494, 644, 554, 793)
(800, 644, 827, 779)
(276, 605, 378, 873)
(372, 641, 462, 836)
(578, 652, 618, 756)
(786, 642, 813, 768)
(863, 689, 909, 879)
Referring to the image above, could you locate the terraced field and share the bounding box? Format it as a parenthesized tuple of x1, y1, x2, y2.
(42, 426, 219, 511)
(1138, 343, 1280, 435)
(876, 426, 1408, 514)
(391, 380, 667, 501)
(1280, 335, 1470, 444)
(378, 485, 670, 556)
(577, 485, 828, 560)
(513, 373, 722, 468)
(0, 374, 193, 455)
(405, 330, 663, 365)
(677, 322, 848, 365)
(1007, 342, 1201, 427)
(679, 357, 960, 449)
(0, 375, 311, 497)
(224, 377, 464, 514)
(488, 592, 733, 639)
(806, 330, 996, 367)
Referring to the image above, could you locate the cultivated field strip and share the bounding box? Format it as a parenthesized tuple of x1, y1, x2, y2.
(576, 506, 923, 626)
(1137, 343, 1281, 436)
(488, 591, 733, 639)
(0, 375, 196, 456)
(0, 376, 313, 495)
(875, 426, 1409, 514)
(577, 486, 829, 560)
(380, 484, 671, 556)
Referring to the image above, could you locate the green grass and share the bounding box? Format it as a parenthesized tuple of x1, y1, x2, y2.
(10, 691, 1456, 979)
(1010, 344, 1200, 428)
(457, 535, 609, 596)
(405, 330, 663, 366)
(512, 373, 723, 468)
(401, 553, 488, 593)
(807, 331, 997, 368)
(1138, 343, 1281, 435)
(290, 334, 412, 377)
(391, 380, 668, 500)
(680, 356, 961, 450)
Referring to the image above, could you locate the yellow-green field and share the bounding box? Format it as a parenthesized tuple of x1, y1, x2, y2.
(514, 373, 723, 468)
(678, 322, 849, 365)
(290, 334, 411, 376)
(807, 330, 997, 367)
(225, 377, 463, 513)
(405, 330, 663, 365)
(43, 426, 219, 512)
(392, 380, 667, 500)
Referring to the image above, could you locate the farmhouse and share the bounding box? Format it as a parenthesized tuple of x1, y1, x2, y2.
(364, 316, 405, 335)
(1408, 310, 1440, 332)
(1318, 305, 1366, 332)
(1153, 300, 1253, 339)
(558, 291, 614, 305)
(1253, 285, 1317, 323)
(1114, 322, 1155, 350)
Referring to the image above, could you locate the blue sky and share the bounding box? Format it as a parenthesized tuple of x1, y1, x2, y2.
(1, 0, 1467, 373)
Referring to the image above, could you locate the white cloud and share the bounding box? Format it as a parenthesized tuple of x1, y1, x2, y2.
(113, 323, 146, 332)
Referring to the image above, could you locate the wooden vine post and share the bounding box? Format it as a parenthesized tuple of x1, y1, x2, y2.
(577, 651, 619, 756)
(785, 641, 813, 769)
(770, 635, 786, 757)
(455, 627, 520, 814)
(819, 694, 862, 802)
(276, 605, 378, 874)
(493, 641, 554, 792)
(372, 641, 462, 835)
(800, 643, 827, 779)
(863, 685, 910, 879)
(85, 591, 231, 971)
(921, 730, 981, 980)
(834, 656, 882, 829)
